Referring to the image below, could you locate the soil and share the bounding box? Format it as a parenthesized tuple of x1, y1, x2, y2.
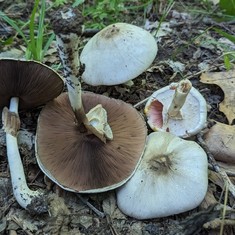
(0, 1, 235, 235)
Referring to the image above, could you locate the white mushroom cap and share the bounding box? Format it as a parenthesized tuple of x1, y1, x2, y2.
(116, 132, 208, 219)
(144, 84, 207, 138)
(80, 23, 158, 86)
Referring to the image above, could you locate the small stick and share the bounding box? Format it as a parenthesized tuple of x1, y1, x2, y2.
(82, 28, 100, 37)
(133, 63, 224, 109)
(133, 97, 149, 108)
(9, 215, 34, 235)
(76, 194, 105, 218)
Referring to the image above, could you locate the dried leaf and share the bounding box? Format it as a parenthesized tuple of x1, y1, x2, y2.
(203, 218, 235, 230)
(0, 218, 7, 233)
(204, 122, 235, 163)
(200, 185, 218, 210)
(209, 170, 224, 189)
(217, 161, 235, 176)
(200, 70, 235, 124)
(76, 215, 93, 229)
(0, 48, 24, 59)
(102, 192, 116, 217)
(48, 193, 70, 217)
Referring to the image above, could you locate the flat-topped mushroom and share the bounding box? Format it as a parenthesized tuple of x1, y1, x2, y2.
(0, 59, 64, 213)
(144, 79, 207, 138)
(116, 132, 208, 219)
(80, 22, 158, 86)
(35, 92, 147, 192)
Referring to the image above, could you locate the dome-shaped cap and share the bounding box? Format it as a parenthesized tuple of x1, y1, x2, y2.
(35, 92, 147, 193)
(0, 59, 64, 110)
(80, 23, 158, 86)
(117, 132, 208, 219)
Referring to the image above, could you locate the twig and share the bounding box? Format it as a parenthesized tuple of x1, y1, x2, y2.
(106, 215, 119, 235)
(220, 182, 228, 235)
(82, 28, 100, 37)
(76, 194, 105, 218)
(9, 215, 34, 235)
(184, 63, 224, 80)
(133, 63, 224, 109)
(133, 97, 149, 108)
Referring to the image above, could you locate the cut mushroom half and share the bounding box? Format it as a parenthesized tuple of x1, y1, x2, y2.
(35, 92, 147, 193)
(80, 22, 158, 86)
(0, 59, 64, 213)
(116, 132, 208, 219)
(145, 79, 207, 138)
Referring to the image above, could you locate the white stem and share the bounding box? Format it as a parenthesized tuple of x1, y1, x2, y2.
(53, 8, 113, 142)
(4, 97, 46, 213)
(167, 79, 192, 118)
(56, 34, 83, 114)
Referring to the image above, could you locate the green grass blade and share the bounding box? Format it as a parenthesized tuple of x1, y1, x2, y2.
(29, 0, 40, 60)
(214, 27, 235, 43)
(36, 0, 46, 61)
(0, 11, 28, 45)
(224, 54, 231, 70)
(219, 0, 235, 16)
(41, 32, 55, 59)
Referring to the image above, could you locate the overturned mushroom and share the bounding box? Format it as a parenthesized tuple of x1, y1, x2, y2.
(0, 59, 64, 213)
(51, 8, 112, 143)
(35, 8, 147, 193)
(145, 79, 207, 138)
(116, 132, 208, 219)
(36, 92, 146, 192)
(80, 22, 158, 86)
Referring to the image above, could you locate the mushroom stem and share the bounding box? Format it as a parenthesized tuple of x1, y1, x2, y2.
(2, 97, 47, 214)
(55, 33, 87, 124)
(167, 79, 192, 119)
(52, 8, 113, 143)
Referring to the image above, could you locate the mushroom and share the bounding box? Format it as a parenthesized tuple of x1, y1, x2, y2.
(144, 79, 207, 138)
(0, 59, 64, 213)
(80, 22, 158, 86)
(116, 132, 208, 219)
(35, 8, 147, 193)
(51, 8, 112, 143)
(35, 92, 147, 193)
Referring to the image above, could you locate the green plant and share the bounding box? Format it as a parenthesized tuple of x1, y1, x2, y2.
(0, 0, 54, 61)
(81, 0, 153, 29)
(189, 0, 235, 21)
(219, 0, 235, 16)
(214, 28, 235, 70)
(154, 0, 175, 37)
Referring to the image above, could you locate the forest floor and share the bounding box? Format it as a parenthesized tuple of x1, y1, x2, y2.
(0, 0, 235, 234)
